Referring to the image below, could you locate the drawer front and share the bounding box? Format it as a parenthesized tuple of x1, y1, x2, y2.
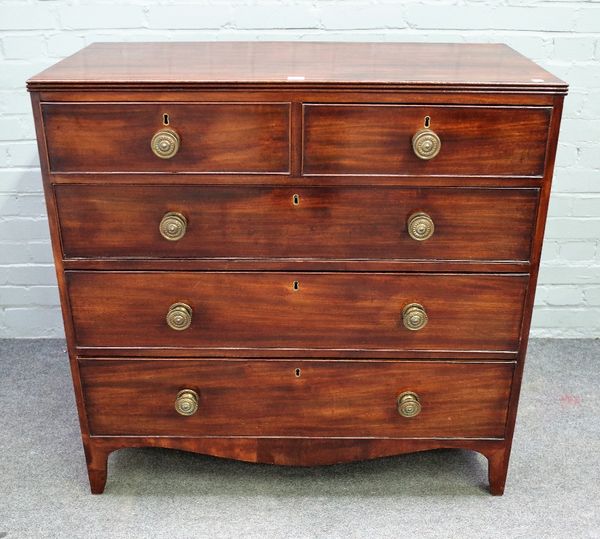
(67, 272, 527, 352)
(303, 104, 551, 177)
(80, 358, 513, 438)
(56, 185, 538, 262)
(42, 103, 290, 173)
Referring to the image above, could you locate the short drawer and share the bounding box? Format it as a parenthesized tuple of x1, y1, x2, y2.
(80, 358, 513, 438)
(55, 185, 538, 262)
(67, 272, 527, 353)
(303, 104, 551, 177)
(42, 102, 290, 173)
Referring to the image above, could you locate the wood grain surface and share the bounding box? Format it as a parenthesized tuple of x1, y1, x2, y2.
(42, 102, 290, 173)
(27, 42, 567, 92)
(67, 271, 528, 352)
(80, 358, 513, 438)
(303, 104, 551, 177)
(55, 184, 539, 262)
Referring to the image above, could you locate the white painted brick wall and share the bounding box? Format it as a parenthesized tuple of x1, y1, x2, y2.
(0, 0, 599, 338)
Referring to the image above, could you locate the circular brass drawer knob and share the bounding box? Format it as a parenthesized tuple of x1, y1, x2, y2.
(166, 302, 193, 331)
(407, 212, 434, 241)
(397, 391, 422, 418)
(402, 303, 428, 331)
(160, 211, 187, 241)
(151, 128, 180, 159)
(175, 389, 199, 416)
(412, 128, 441, 160)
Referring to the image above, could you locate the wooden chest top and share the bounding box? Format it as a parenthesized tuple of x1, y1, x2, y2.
(27, 41, 567, 92)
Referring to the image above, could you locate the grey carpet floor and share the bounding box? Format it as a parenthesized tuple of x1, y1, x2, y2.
(0, 339, 598, 538)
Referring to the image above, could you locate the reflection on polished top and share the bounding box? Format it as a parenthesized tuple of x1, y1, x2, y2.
(27, 41, 567, 91)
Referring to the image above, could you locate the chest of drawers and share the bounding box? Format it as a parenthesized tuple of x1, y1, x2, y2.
(27, 42, 567, 495)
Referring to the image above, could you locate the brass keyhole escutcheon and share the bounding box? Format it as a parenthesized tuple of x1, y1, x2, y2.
(292, 194, 300, 206)
(292, 280, 300, 291)
(295, 368, 301, 378)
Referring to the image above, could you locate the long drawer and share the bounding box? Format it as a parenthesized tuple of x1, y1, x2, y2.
(67, 272, 527, 352)
(42, 102, 290, 173)
(56, 185, 538, 262)
(303, 104, 551, 177)
(80, 358, 513, 438)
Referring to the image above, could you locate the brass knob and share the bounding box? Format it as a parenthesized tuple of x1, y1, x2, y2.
(397, 391, 422, 418)
(151, 128, 180, 159)
(407, 212, 434, 241)
(402, 303, 428, 331)
(175, 389, 199, 416)
(166, 302, 192, 331)
(159, 211, 187, 241)
(412, 128, 441, 160)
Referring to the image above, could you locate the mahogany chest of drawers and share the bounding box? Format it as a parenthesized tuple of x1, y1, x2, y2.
(27, 42, 567, 495)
